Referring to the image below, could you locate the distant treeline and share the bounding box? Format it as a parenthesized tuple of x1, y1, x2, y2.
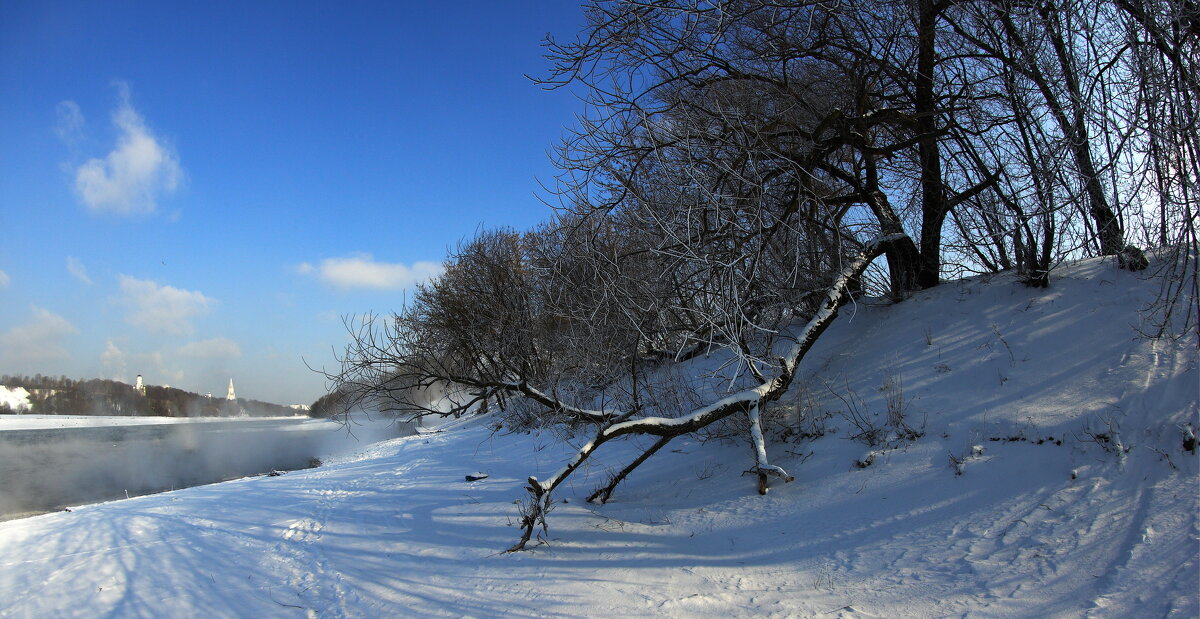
(0, 374, 304, 418)
(307, 390, 344, 419)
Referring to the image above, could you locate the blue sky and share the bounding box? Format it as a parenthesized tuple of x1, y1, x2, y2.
(0, 1, 587, 405)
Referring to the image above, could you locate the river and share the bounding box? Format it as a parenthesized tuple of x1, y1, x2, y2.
(0, 414, 412, 519)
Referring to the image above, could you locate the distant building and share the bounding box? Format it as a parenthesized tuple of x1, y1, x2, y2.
(135, 375, 146, 396)
(226, 379, 236, 401)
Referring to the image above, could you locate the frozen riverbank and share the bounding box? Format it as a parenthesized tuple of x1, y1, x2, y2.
(0, 415, 411, 519)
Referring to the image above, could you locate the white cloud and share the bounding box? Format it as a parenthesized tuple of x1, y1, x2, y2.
(99, 339, 183, 386)
(298, 254, 442, 290)
(66, 256, 92, 284)
(0, 270, 9, 288)
(74, 83, 182, 215)
(100, 339, 128, 380)
(0, 306, 78, 365)
(178, 337, 242, 359)
(55, 100, 85, 144)
(117, 275, 214, 335)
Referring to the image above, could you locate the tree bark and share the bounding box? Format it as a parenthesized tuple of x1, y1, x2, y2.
(916, 0, 950, 289)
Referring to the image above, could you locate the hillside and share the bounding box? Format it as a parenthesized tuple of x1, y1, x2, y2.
(0, 256, 1195, 617)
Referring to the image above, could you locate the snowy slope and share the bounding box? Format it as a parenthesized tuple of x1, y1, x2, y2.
(0, 387, 31, 412)
(0, 257, 1195, 618)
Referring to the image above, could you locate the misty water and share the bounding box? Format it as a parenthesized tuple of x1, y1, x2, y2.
(0, 415, 413, 519)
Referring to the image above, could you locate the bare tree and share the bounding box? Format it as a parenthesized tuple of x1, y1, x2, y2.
(507, 233, 904, 550)
(323, 0, 1196, 551)
(1115, 0, 1199, 339)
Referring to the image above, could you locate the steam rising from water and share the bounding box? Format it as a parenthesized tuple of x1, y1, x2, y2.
(0, 415, 412, 519)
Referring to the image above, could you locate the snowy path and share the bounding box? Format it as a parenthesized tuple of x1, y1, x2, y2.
(1, 413, 1192, 617)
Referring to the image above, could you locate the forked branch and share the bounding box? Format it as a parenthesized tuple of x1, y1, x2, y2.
(507, 234, 905, 550)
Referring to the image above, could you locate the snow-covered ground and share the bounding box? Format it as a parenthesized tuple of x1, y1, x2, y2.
(0, 387, 31, 412)
(0, 257, 1195, 617)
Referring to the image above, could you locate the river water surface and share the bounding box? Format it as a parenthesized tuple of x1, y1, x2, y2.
(0, 415, 411, 519)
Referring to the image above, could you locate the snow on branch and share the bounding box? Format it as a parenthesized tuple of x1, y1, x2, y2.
(588, 233, 904, 441)
(510, 234, 903, 549)
(507, 381, 621, 424)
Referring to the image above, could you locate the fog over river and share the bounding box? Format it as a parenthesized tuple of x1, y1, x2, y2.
(0, 415, 413, 519)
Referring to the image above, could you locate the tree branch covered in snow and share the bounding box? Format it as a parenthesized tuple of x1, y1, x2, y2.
(509, 234, 901, 550)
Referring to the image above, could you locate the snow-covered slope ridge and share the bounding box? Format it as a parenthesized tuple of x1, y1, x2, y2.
(0, 256, 1195, 618)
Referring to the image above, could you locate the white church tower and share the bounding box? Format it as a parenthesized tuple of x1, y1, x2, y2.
(226, 378, 236, 401)
(135, 375, 145, 396)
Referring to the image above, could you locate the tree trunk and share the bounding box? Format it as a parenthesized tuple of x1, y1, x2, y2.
(863, 143, 922, 297)
(1040, 3, 1127, 258)
(916, 0, 949, 289)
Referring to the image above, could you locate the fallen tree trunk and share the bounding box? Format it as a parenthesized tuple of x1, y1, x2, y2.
(508, 234, 906, 551)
